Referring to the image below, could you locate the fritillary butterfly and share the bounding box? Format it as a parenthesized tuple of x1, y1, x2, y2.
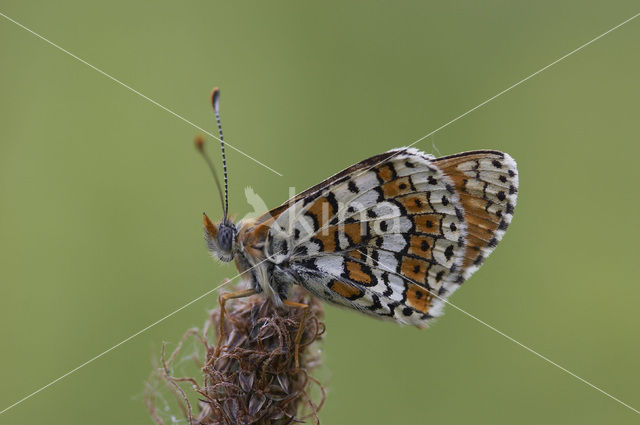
(199, 88, 518, 328)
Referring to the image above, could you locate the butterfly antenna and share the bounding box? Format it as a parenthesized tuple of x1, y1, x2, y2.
(211, 88, 229, 221)
(195, 136, 226, 217)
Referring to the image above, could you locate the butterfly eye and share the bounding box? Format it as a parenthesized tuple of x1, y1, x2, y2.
(217, 222, 237, 255)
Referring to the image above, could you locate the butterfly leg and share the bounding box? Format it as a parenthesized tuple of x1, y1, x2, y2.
(282, 299, 309, 369)
(211, 288, 257, 362)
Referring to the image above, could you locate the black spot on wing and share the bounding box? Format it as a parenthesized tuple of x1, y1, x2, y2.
(326, 191, 339, 215)
(367, 294, 383, 311)
(455, 207, 464, 221)
(444, 245, 454, 261)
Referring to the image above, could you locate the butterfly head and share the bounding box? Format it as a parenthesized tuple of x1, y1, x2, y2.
(203, 213, 237, 262)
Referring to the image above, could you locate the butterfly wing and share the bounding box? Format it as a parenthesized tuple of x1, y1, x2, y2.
(257, 148, 518, 326)
(433, 150, 519, 280)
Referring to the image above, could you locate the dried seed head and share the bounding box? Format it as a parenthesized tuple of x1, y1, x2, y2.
(146, 285, 326, 425)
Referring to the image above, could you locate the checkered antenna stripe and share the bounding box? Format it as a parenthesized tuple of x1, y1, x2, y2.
(211, 87, 229, 220)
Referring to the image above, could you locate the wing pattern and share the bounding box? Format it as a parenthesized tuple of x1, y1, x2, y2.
(238, 147, 518, 327)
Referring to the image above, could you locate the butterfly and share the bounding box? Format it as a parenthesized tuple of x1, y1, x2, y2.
(198, 88, 518, 333)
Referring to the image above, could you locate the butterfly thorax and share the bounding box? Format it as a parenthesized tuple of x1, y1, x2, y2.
(235, 218, 296, 304)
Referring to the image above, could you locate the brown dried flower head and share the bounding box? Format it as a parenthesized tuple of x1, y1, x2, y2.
(146, 284, 326, 425)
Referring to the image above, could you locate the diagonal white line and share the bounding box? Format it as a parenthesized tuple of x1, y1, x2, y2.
(352, 11, 640, 180)
(0, 253, 274, 415)
(404, 10, 640, 150)
(1, 6, 638, 419)
(442, 300, 640, 415)
(357, 250, 640, 415)
(0, 11, 283, 177)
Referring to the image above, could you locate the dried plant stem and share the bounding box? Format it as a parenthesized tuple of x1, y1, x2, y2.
(146, 284, 326, 425)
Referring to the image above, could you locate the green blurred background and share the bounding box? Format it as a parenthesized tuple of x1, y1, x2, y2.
(1, 1, 639, 424)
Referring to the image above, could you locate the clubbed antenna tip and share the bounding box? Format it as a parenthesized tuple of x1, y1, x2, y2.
(211, 87, 220, 111)
(195, 135, 205, 152)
